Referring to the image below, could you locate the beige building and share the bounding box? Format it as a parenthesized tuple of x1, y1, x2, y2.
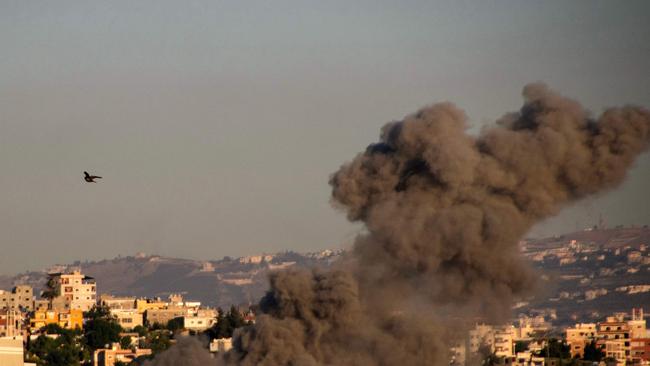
(92, 343, 152, 366)
(145, 306, 188, 326)
(598, 314, 631, 366)
(468, 324, 515, 358)
(565, 323, 597, 358)
(110, 309, 143, 330)
(49, 271, 97, 312)
(100, 295, 136, 310)
(0, 336, 34, 366)
(0, 286, 34, 311)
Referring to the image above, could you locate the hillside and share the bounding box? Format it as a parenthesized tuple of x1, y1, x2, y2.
(1, 227, 648, 324)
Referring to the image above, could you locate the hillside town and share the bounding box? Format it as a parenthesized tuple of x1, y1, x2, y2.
(0, 269, 251, 366)
(0, 226, 648, 366)
(0, 264, 649, 366)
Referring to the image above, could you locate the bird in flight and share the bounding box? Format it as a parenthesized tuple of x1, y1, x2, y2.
(84, 171, 102, 183)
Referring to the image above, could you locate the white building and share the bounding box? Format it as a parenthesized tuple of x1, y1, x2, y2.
(182, 315, 216, 331)
(51, 270, 97, 312)
(0, 336, 36, 366)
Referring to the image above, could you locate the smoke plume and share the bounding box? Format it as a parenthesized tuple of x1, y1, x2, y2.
(147, 83, 650, 365)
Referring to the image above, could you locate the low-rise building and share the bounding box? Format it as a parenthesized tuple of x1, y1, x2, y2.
(111, 309, 143, 330)
(100, 295, 136, 310)
(182, 315, 216, 331)
(136, 298, 167, 315)
(30, 309, 83, 330)
(145, 307, 188, 326)
(92, 343, 152, 366)
(209, 338, 232, 353)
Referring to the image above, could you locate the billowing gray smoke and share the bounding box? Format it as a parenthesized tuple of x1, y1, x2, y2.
(147, 83, 650, 366)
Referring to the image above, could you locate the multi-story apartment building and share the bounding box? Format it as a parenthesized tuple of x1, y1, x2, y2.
(0, 286, 34, 311)
(468, 324, 515, 358)
(565, 323, 597, 358)
(49, 270, 97, 312)
(597, 313, 631, 366)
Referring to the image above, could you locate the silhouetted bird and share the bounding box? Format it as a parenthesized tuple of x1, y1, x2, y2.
(84, 171, 102, 183)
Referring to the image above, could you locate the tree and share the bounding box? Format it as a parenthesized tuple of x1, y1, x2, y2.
(26, 333, 85, 366)
(537, 338, 571, 359)
(515, 340, 529, 354)
(207, 306, 246, 339)
(41, 275, 60, 307)
(83, 305, 123, 351)
(167, 317, 184, 332)
(583, 340, 604, 362)
(119, 335, 133, 350)
(133, 325, 148, 337)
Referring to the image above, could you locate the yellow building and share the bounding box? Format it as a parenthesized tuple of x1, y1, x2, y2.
(135, 299, 167, 314)
(30, 309, 83, 330)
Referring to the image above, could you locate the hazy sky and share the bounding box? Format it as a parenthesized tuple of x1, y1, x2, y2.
(1, 1, 649, 275)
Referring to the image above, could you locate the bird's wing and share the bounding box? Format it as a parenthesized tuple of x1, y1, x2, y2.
(91, 176, 102, 179)
(84, 171, 90, 177)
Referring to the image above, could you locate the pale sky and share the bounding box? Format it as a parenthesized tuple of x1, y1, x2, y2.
(1, 1, 649, 274)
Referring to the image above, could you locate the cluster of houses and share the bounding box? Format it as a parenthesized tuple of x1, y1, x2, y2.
(452, 308, 650, 366)
(0, 270, 246, 366)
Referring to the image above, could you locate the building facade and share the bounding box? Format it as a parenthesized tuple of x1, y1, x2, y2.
(0, 286, 34, 311)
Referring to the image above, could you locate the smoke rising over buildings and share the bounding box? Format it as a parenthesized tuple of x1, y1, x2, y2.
(147, 83, 650, 365)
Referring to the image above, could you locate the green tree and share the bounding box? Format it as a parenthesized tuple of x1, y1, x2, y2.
(26, 333, 84, 366)
(41, 275, 60, 307)
(83, 305, 123, 351)
(515, 340, 529, 354)
(133, 325, 148, 337)
(120, 335, 133, 350)
(208, 306, 247, 339)
(167, 317, 184, 332)
(583, 340, 604, 362)
(142, 330, 172, 354)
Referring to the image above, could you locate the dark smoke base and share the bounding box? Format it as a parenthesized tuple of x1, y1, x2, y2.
(146, 84, 650, 366)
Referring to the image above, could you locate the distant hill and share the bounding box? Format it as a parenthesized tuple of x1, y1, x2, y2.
(1, 227, 648, 325)
(0, 250, 340, 309)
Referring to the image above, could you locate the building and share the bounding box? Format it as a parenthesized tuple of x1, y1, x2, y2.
(0, 336, 36, 366)
(468, 324, 515, 358)
(29, 309, 83, 330)
(100, 295, 136, 310)
(0, 310, 24, 337)
(0, 286, 34, 311)
(629, 308, 647, 339)
(49, 270, 97, 312)
(182, 314, 217, 331)
(494, 326, 515, 357)
(209, 338, 232, 353)
(92, 343, 152, 366)
(110, 309, 143, 330)
(136, 298, 167, 314)
(145, 307, 189, 326)
(598, 313, 631, 366)
(630, 338, 650, 363)
(565, 323, 597, 358)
